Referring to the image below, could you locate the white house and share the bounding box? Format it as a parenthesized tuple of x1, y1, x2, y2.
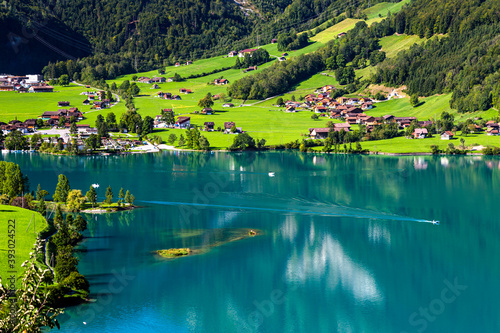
(441, 131, 454, 140)
(175, 116, 191, 129)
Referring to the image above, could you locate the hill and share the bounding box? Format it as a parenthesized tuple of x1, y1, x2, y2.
(0, 205, 48, 287)
(1, 0, 389, 75)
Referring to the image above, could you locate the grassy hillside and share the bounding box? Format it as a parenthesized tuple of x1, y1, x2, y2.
(0, 205, 48, 287)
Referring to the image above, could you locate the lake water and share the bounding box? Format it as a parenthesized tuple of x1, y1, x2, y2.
(3, 151, 500, 332)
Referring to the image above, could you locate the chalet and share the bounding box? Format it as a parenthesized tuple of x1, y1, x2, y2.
(29, 86, 53, 93)
(395, 117, 417, 128)
(413, 128, 428, 139)
(286, 106, 296, 112)
(172, 95, 182, 100)
(271, 39, 277, 44)
(245, 66, 258, 72)
(357, 116, 376, 125)
(282, 53, 288, 57)
(204, 122, 215, 131)
(322, 85, 335, 93)
(360, 97, 372, 103)
(383, 115, 394, 122)
(309, 128, 330, 139)
(24, 119, 37, 129)
(486, 120, 498, 127)
(224, 122, 236, 130)
(222, 103, 234, 107)
(138, 77, 152, 84)
(361, 102, 373, 110)
(419, 120, 433, 127)
(58, 101, 70, 107)
(202, 108, 213, 115)
(179, 88, 192, 94)
(346, 117, 358, 125)
(441, 131, 454, 140)
(278, 57, 286, 61)
(175, 116, 191, 129)
(338, 32, 347, 38)
(342, 107, 363, 116)
(347, 98, 359, 105)
(337, 97, 349, 104)
(228, 51, 238, 57)
(238, 48, 258, 57)
(152, 77, 166, 83)
(83, 99, 90, 105)
(214, 78, 229, 85)
(94, 101, 106, 109)
(332, 123, 351, 132)
(314, 106, 328, 113)
(88, 94, 95, 100)
(151, 84, 160, 89)
(487, 123, 500, 135)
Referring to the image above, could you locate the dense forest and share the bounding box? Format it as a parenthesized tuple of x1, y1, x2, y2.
(371, 0, 500, 112)
(0, 0, 387, 75)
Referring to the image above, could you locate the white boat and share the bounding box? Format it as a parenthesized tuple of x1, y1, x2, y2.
(268, 172, 275, 177)
(432, 220, 440, 225)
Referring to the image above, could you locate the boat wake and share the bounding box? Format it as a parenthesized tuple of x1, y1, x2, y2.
(140, 200, 436, 224)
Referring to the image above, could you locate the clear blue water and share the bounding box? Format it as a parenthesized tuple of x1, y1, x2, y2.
(4, 152, 500, 332)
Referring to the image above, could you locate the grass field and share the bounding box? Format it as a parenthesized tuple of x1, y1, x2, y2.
(0, 205, 48, 286)
(363, 0, 411, 20)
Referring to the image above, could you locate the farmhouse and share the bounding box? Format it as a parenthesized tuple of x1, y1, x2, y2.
(222, 103, 234, 107)
(202, 108, 213, 115)
(309, 128, 330, 139)
(152, 77, 166, 83)
(238, 48, 258, 57)
(179, 88, 192, 94)
(58, 101, 70, 107)
(204, 122, 215, 131)
(228, 51, 238, 57)
(413, 128, 428, 139)
(441, 131, 454, 140)
(175, 116, 191, 129)
(29, 86, 54, 92)
(271, 39, 277, 44)
(214, 78, 229, 85)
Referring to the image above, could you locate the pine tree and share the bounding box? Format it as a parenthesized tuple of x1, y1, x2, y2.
(105, 186, 113, 204)
(38, 198, 47, 216)
(53, 174, 70, 203)
(124, 190, 131, 205)
(85, 185, 97, 207)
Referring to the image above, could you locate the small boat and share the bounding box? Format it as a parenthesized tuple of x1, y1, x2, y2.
(268, 172, 275, 177)
(432, 220, 440, 225)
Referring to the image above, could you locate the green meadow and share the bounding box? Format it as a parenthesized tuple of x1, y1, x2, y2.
(0, 205, 48, 287)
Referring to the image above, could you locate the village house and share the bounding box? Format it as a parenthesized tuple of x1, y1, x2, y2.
(314, 106, 328, 114)
(83, 99, 90, 105)
(278, 57, 286, 61)
(338, 32, 347, 38)
(175, 116, 191, 129)
(224, 121, 242, 134)
(29, 86, 54, 93)
(332, 123, 351, 132)
(309, 128, 330, 139)
(361, 102, 373, 110)
(347, 98, 359, 105)
(245, 66, 258, 72)
(152, 77, 166, 83)
(413, 128, 428, 139)
(204, 122, 215, 131)
(179, 88, 192, 94)
(151, 84, 160, 89)
(441, 131, 454, 140)
(202, 108, 213, 115)
(228, 51, 238, 57)
(58, 101, 70, 107)
(238, 48, 258, 57)
(222, 103, 234, 108)
(395, 117, 417, 128)
(137, 77, 152, 84)
(487, 122, 500, 135)
(214, 78, 229, 85)
(186, 61, 193, 65)
(175, 62, 180, 67)
(271, 39, 277, 44)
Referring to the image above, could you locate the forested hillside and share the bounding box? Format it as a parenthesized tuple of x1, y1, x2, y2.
(371, 0, 500, 112)
(1, 0, 386, 75)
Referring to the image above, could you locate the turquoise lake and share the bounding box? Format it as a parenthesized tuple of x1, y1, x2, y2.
(3, 151, 500, 332)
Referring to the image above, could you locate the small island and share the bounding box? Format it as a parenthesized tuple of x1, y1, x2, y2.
(156, 228, 261, 259)
(157, 248, 191, 258)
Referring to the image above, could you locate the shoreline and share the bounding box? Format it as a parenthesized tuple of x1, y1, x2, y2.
(0, 147, 492, 157)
